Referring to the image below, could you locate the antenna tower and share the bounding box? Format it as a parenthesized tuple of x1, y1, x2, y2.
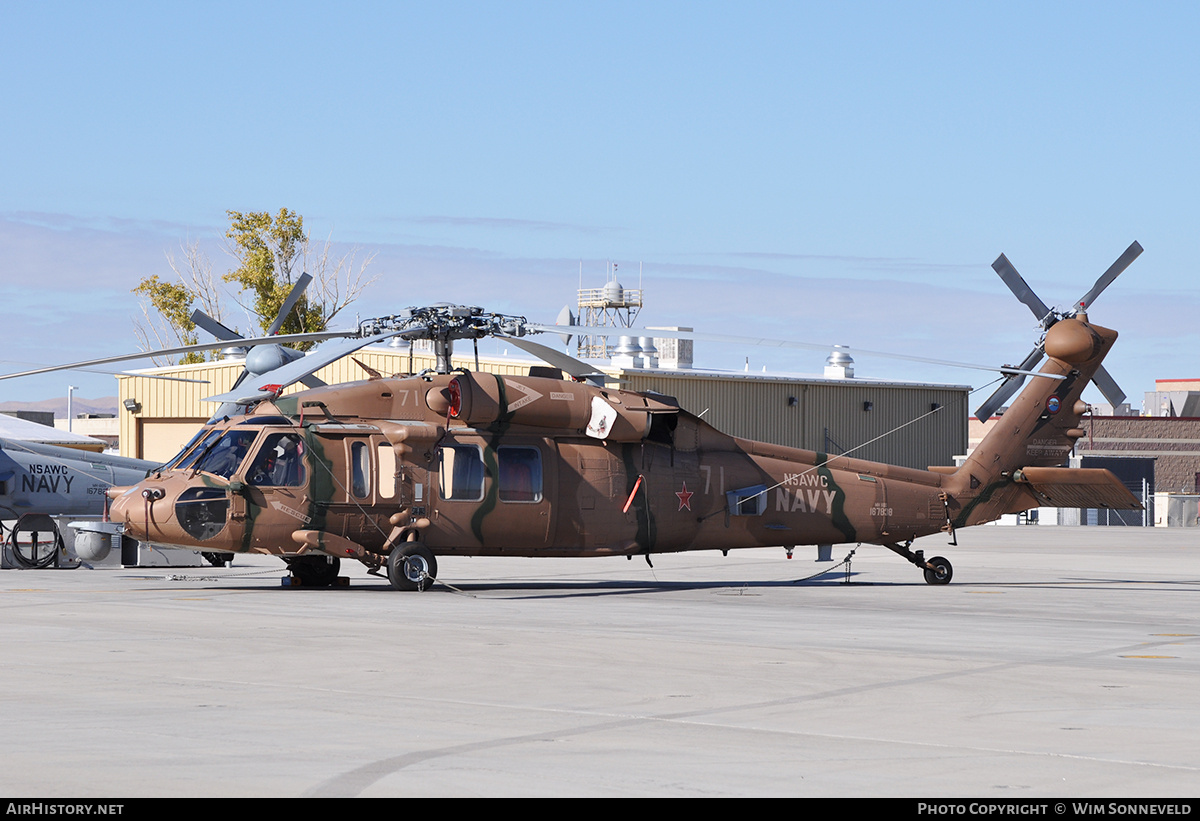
(575, 262, 643, 359)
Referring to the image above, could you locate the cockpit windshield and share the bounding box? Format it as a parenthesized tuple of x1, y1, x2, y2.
(190, 429, 259, 479)
(164, 427, 219, 471)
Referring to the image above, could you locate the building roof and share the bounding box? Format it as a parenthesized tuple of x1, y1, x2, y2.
(0, 414, 106, 451)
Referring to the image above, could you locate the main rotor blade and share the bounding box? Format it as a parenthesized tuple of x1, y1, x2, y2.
(202, 331, 402, 405)
(1075, 241, 1143, 313)
(498, 336, 610, 384)
(0, 358, 211, 384)
(190, 310, 243, 342)
(521, 324, 1060, 380)
(0, 330, 357, 382)
(1090, 364, 1126, 408)
(992, 253, 1052, 324)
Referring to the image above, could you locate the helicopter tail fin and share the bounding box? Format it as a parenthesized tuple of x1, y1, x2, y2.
(946, 314, 1142, 528)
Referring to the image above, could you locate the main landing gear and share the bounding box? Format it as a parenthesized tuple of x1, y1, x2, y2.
(388, 542, 437, 591)
(884, 541, 954, 585)
(285, 555, 342, 587)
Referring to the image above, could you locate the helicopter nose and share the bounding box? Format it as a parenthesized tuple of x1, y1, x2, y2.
(108, 485, 139, 517)
(108, 483, 166, 541)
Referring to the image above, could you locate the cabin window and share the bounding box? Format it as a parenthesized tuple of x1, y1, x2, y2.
(498, 447, 542, 503)
(726, 485, 767, 516)
(347, 441, 371, 498)
(377, 443, 396, 499)
(191, 430, 259, 479)
(246, 433, 306, 487)
(438, 445, 484, 501)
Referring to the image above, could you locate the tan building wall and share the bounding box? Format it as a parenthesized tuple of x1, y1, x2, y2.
(118, 346, 970, 470)
(1155, 378, 1200, 392)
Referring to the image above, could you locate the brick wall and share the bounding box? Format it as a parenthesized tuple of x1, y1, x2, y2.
(1075, 417, 1200, 493)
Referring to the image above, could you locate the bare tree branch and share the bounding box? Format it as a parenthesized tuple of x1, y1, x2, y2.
(166, 239, 226, 328)
(304, 232, 380, 328)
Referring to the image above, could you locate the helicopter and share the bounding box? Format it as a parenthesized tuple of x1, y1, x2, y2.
(8, 243, 1145, 589)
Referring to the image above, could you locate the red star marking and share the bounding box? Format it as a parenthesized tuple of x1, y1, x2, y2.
(676, 482, 694, 511)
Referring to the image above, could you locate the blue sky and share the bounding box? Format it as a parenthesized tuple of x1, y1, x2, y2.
(1, 1, 1197, 413)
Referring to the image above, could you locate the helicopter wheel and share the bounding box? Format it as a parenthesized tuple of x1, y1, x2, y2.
(388, 542, 437, 591)
(923, 556, 953, 585)
(286, 555, 341, 587)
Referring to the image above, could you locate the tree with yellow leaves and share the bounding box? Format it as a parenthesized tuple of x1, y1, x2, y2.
(134, 208, 376, 364)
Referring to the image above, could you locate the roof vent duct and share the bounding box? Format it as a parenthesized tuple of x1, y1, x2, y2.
(611, 336, 643, 369)
(824, 346, 854, 379)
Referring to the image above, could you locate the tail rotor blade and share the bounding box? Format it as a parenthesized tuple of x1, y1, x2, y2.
(974, 345, 1045, 422)
(266, 272, 314, 337)
(1090, 364, 1126, 409)
(975, 374, 1026, 422)
(1074, 241, 1143, 313)
(992, 253, 1052, 325)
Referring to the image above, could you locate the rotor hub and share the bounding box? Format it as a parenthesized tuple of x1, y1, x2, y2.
(1043, 317, 1101, 365)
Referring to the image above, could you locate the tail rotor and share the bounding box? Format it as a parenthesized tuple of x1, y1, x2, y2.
(974, 241, 1141, 422)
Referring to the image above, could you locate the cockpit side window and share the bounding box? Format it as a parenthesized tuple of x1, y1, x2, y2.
(246, 433, 307, 487)
(191, 430, 259, 479)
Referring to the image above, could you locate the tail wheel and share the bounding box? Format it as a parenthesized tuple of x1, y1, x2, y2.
(923, 556, 953, 585)
(388, 542, 437, 591)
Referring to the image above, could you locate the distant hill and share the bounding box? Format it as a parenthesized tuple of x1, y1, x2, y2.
(0, 396, 118, 419)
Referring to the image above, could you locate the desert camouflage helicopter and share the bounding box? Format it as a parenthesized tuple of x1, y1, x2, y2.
(4, 244, 1145, 589)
